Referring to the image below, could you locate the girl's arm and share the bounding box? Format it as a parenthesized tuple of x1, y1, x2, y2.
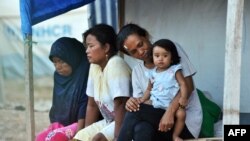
(114, 97, 128, 140)
(84, 97, 100, 127)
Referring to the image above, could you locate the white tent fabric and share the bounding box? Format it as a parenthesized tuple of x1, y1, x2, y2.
(0, 3, 89, 79)
(124, 0, 250, 113)
(0, 17, 53, 79)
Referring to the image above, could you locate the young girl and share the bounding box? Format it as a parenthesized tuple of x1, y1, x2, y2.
(117, 39, 188, 141)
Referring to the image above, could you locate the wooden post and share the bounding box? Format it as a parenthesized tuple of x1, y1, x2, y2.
(223, 0, 244, 124)
(0, 59, 4, 105)
(118, 0, 125, 29)
(24, 35, 35, 141)
(117, 0, 125, 58)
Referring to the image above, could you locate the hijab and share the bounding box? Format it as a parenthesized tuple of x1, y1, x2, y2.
(49, 37, 90, 126)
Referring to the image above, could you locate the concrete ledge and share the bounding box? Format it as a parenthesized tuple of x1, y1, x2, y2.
(184, 137, 222, 141)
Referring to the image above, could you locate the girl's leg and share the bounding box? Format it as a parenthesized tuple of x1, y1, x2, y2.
(173, 109, 186, 141)
(179, 124, 194, 140)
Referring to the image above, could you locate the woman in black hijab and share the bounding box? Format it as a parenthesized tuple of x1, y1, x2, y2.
(36, 37, 90, 141)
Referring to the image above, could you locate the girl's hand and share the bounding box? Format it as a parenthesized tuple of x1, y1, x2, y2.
(125, 97, 141, 112)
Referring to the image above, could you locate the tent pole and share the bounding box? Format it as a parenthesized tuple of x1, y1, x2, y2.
(0, 58, 4, 106)
(24, 35, 35, 141)
(118, 0, 125, 29)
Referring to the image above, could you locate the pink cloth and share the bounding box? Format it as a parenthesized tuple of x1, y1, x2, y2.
(35, 122, 77, 141)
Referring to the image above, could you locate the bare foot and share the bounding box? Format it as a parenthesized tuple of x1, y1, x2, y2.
(173, 136, 183, 141)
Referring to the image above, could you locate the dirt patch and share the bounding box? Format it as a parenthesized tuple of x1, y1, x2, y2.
(0, 77, 53, 141)
(0, 109, 49, 141)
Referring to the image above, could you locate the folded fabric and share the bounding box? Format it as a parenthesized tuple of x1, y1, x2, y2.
(197, 89, 222, 137)
(47, 131, 68, 141)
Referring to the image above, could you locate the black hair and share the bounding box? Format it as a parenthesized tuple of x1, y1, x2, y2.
(117, 23, 149, 55)
(83, 23, 117, 57)
(152, 39, 180, 65)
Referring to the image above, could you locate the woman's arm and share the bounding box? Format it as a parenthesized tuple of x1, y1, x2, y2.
(158, 75, 194, 132)
(175, 70, 188, 107)
(114, 97, 128, 140)
(77, 119, 85, 131)
(184, 76, 195, 97)
(140, 80, 152, 103)
(84, 96, 100, 127)
(125, 65, 148, 112)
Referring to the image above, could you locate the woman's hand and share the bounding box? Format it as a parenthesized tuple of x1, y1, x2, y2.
(125, 97, 141, 112)
(158, 108, 175, 132)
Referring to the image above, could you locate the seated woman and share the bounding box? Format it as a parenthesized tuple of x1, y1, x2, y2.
(73, 24, 132, 141)
(35, 37, 90, 141)
(118, 39, 189, 141)
(116, 23, 203, 141)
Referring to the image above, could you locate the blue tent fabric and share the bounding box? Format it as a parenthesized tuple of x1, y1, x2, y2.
(20, 0, 94, 35)
(20, 0, 32, 35)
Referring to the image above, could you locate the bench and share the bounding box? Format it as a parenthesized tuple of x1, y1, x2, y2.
(185, 137, 222, 141)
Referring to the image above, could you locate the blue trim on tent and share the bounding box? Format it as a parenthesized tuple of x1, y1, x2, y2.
(31, 0, 94, 25)
(20, 0, 95, 35)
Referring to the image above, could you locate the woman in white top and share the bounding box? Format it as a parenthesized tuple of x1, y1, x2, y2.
(74, 24, 132, 141)
(116, 23, 202, 141)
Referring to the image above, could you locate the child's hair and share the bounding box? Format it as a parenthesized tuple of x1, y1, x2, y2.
(152, 39, 180, 65)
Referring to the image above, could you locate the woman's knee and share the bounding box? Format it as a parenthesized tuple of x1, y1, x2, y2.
(134, 122, 154, 135)
(92, 133, 108, 141)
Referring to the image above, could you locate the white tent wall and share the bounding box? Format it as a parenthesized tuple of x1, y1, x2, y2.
(124, 0, 250, 113)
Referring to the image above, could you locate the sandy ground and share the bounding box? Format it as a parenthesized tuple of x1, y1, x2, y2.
(0, 77, 53, 141)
